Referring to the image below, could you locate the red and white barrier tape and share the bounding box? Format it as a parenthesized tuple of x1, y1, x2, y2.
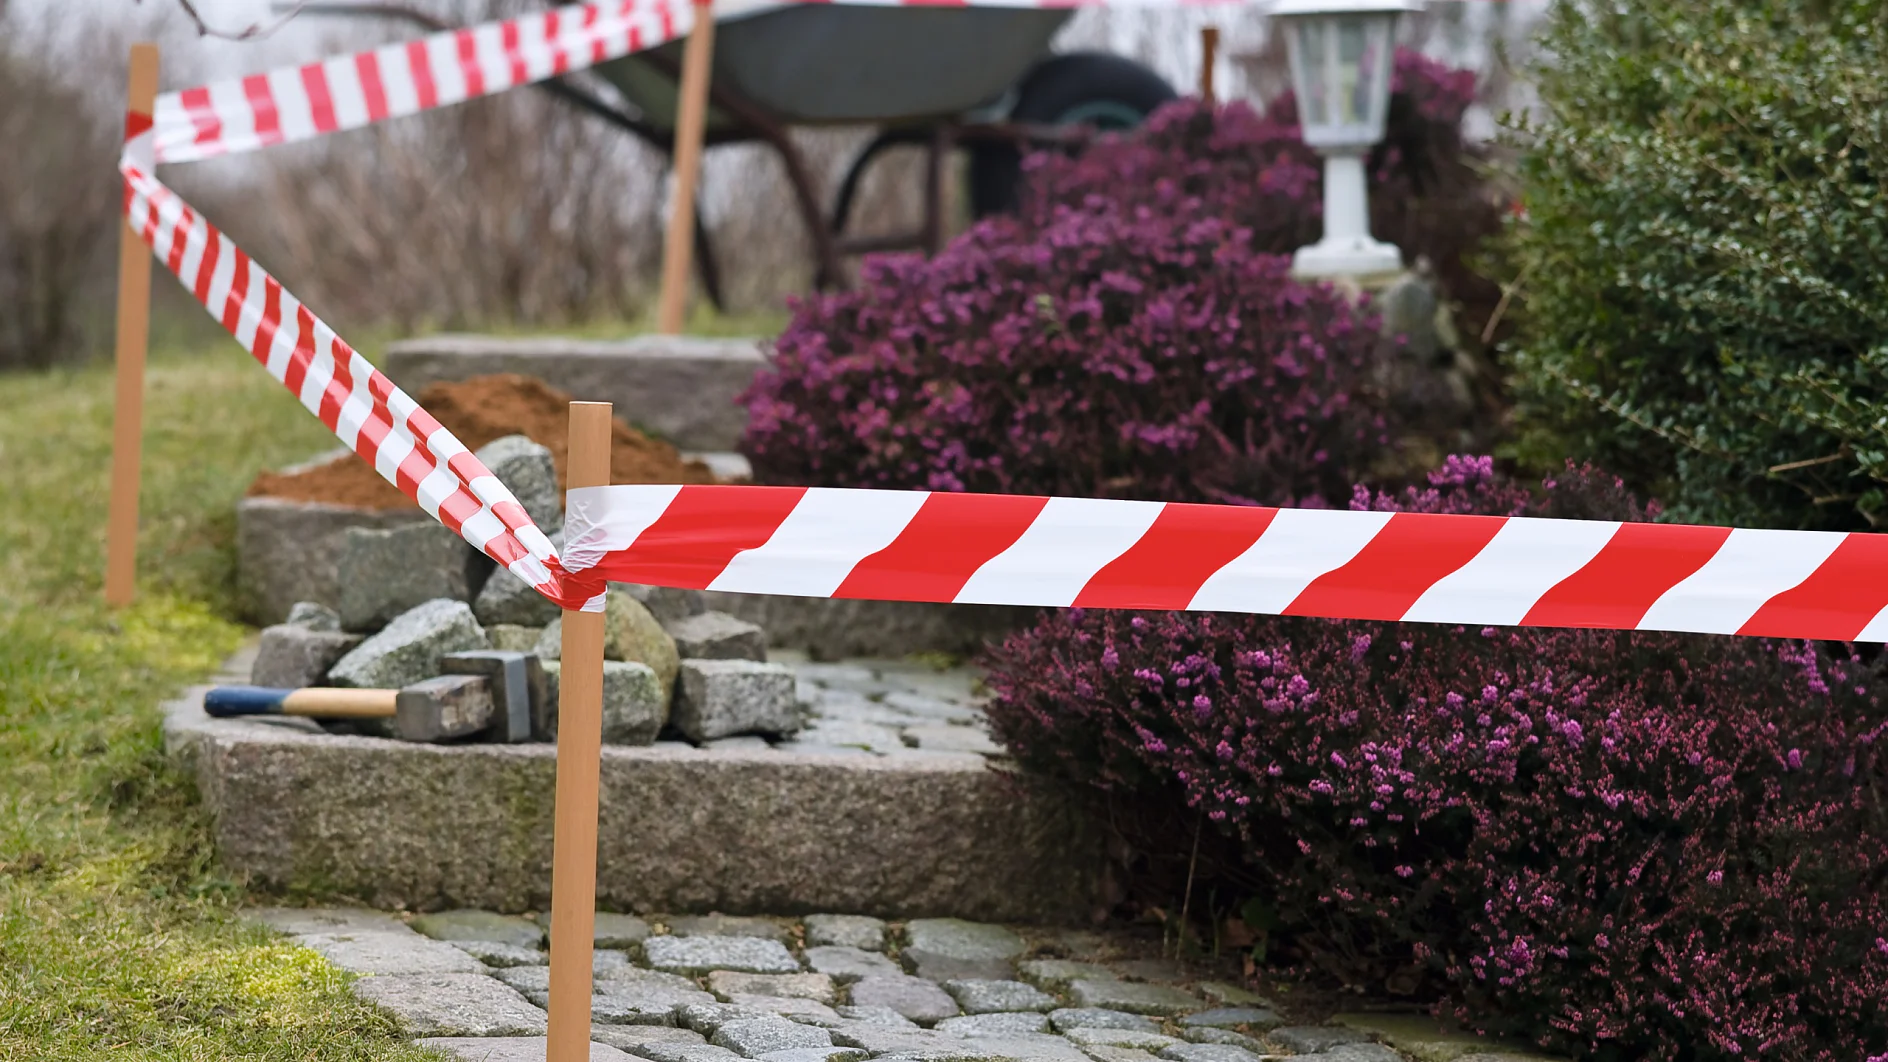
(563, 485, 1888, 641)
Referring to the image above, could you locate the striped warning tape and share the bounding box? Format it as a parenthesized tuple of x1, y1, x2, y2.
(562, 485, 1888, 641)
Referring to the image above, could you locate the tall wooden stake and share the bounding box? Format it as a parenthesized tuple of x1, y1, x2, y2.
(105, 42, 160, 608)
(1199, 26, 1220, 104)
(656, 0, 717, 334)
(546, 401, 613, 1062)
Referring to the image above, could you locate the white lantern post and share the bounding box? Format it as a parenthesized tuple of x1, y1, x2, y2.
(1271, 0, 1421, 281)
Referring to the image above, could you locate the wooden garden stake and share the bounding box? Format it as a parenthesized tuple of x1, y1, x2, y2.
(656, 0, 717, 334)
(1200, 26, 1219, 103)
(105, 42, 160, 608)
(545, 401, 613, 1062)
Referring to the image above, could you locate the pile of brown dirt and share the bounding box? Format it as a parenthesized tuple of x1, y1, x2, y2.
(248, 373, 720, 510)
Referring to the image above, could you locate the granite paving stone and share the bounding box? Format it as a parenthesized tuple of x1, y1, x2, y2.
(638, 1043, 749, 1062)
(1156, 1045, 1263, 1062)
(449, 939, 544, 967)
(806, 946, 903, 983)
(1017, 960, 1115, 990)
(726, 995, 842, 1023)
(936, 1013, 1054, 1037)
(1179, 1029, 1266, 1052)
(645, 934, 801, 974)
(1107, 960, 1190, 985)
(1178, 1008, 1282, 1031)
(495, 966, 717, 1022)
(758, 1049, 868, 1062)
(847, 974, 962, 1024)
(711, 1016, 835, 1057)
(351, 973, 547, 1036)
(943, 980, 1057, 1014)
(594, 913, 656, 948)
(902, 725, 1003, 756)
(1332, 1013, 1522, 1060)
(249, 906, 403, 935)
(1267, 1027, 1372, 1053)
(710, 971, 838, 1003)
(589, 1026, 711, 1053)
(1081, 1048, 1163, 1062)
(417, 1037, 631, 1062)
(958, 1032, 1092, 1061)
(904, 920, 1027, 962)
(834, 1005, 919, 1027)
(602, 967, 711, 991)
(665, 915, 794, 942)
(907, 954, 1016, 983)
(1318, 1046, 1403, 1062)
(804, 914, 887, 951)
(595, 950, 634, 973)
(411, 909, 545, 949)
(1195, 984, 1269, 1008)
(1063, 1029, 1182, 1052)
(826, 1025, 960, 1054)
(327, 598, 489, 689)
(682, 1003, 788, 1035)
(1048, 1010, 1161, 1034)
(296, 929, 487, 976)
(1067, 981, 1203, 1017)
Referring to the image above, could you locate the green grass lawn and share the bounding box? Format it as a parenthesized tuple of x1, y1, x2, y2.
(0, 348, 443, 1060)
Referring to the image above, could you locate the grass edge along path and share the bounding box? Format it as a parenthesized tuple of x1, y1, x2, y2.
(0, 349, 441, 1060)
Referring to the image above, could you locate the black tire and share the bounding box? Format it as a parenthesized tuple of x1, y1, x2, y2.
(968, 52, 1178, 218)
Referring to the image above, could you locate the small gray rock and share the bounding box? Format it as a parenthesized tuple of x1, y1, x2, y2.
(758, 1049, 867, 1062)
(673, 659, 799, 742)
(1017, 960, 1113, 991)
(1063, 1029, 1180, 1052)
(1048, 1010, 1161, 1035)
(1266, 1026, 1371, 1053)
(449, 939, 544, 967)
(249, 623, 363, 689)
(1156, 1045, 1262, 1062)
(1316, 1046, 1404, 1062)
(712, 1016, 834, 1057)
(1177, 1009, 1280, 1031)
(805, 946, 902, 984)
(410, 909, 544, 949)
(616, 582, 709, 625)
(666, 915, 793, 942)
(296, 928, 486, 976)
(834, 1005, 919, 1027)
(285, 600, 342, 631)
(804, 915, 887, 951)
(667, 611, 767, 662)
(935, 1013, 1052, 1037)
(488, 623, 546, 652)
(476, 434, 561, 532)
(475, 564, 564, 628)
(590, 1025, 710, 1054)
(645, 935, 801, 975)
(326, 598, 488, 690)
(848, 975, 962, 1024)
(943, 980, 1056, 1015)
(335, 521, 484, 632)
(350, 972, 546, 1036)
(540, 659, 668, 744)
(1181, 1029, 1265, 1052)
(1067, 981, 1202, 1017)
(709, 972, 837, 1004)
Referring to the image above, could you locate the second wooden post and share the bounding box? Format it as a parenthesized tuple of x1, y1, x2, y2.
(656, 0, 717, 334)
(545, 401, 614, 1062)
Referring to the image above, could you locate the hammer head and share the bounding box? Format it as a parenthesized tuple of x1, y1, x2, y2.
(439, 650, 542, 743)
(395, 674, 495, 742)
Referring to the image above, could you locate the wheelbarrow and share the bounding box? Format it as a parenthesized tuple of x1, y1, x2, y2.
(293, 2, 1178, 308)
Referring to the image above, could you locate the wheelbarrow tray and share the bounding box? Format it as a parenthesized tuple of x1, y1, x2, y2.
(593, 3, 1074, 131)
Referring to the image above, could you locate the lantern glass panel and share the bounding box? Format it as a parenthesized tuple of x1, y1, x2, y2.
(1287, 11, 1396, 150)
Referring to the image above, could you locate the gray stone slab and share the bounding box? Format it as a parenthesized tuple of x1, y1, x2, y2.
(834, 1006, 918, 1027)
(759, 1049, 868, 1062)
(668, 612, 767, 662)
(674, 660, 799, 743)
(1082, 1047, 1162, 1062)
(419, 1037, 632, 1061)
(1176, 1009, 1280, 1031)
(936, 1013, 1053, 1037)
(248, 906, 403, 936)
(250, 624, 363, 688)
(591, 1026, 710, 1054)
(806, 946, 901, 984)
(1266, 1027, 1371, 1053)
(905, 921, 1026, 962)
(944, 980, 1057, 1015)
(327, 598, 489, 690)
(712, 1017, 834, 1057)
(411, 909, 545, 949)
(1067, 982, 1202, 1017)
(1049, 1011, 1161, 1035)
(646, 935, 801, 975)
(1179, 1030, 1265, 1052)
(336, 521, 484, 632)
(727, 996, 842, 1023)
(1018, 961, 1114, 991)
(803, 915, 886, 951)
(477, 434, 561, 532)
(665, 915, 794, 941)
(1063, 1030, 1180, 1052)
(236, 495, 428, 625)
(709, 972, 836, 1004)
(167, 678, 1101, 922)
(848, 975, 960, 1025)
(1156, 1046, 1261, 1062)
(297, 928, 487, 976)
(449, 940, 544, 967)
(352, 972, 546, 1036)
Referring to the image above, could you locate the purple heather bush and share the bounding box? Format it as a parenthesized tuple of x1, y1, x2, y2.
(984, 457, 1888, 1061)
(741, 199, 1391, 506)
(1023, 52, 1508, 345)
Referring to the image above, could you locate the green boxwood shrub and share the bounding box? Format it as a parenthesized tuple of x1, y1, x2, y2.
(1507, 0, 1888, 530)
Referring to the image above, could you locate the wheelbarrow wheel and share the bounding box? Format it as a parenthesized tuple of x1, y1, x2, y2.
(968, 51, 1177, 218)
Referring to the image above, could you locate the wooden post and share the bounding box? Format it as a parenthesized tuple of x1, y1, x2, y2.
(655, 0, 717, 334)
(105, 42, 160, 608)
(545, 401, 613, 1062)
(1199, 27, 1220, 104)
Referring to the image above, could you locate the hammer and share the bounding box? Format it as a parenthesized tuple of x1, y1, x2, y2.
(204, 651, 539, 743)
